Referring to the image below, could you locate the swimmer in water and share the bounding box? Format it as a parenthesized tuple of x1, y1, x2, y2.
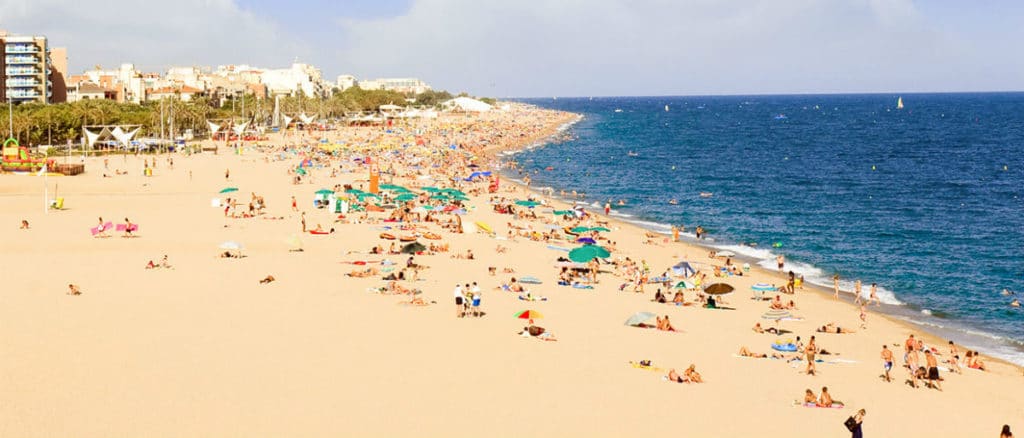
(1012, 299, 1020, 307)
(668, 198, 678, 205)
(1002, 288, 1015, 296)
(617, 199, 626, 206)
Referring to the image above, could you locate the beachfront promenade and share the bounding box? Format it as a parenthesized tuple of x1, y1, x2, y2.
(0, 105, 1020, 437)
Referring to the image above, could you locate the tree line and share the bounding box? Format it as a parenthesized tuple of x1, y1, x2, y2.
(2, 88, 467, 146)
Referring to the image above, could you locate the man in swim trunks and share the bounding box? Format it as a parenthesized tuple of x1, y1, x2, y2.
(925, 350, 942, 391)
(880, 345, 893, 382)
(453, 284, 465, 318)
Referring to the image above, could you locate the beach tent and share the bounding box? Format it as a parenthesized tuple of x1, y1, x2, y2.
(443, 97, 492, 113)
(672, 261, 696, 277)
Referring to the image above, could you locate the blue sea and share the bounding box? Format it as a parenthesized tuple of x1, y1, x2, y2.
(506, 94, 1024, 364)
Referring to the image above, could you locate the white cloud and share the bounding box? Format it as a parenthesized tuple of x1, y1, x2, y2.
(333, 0, 1024, 96)
(0, 0, 309, 73)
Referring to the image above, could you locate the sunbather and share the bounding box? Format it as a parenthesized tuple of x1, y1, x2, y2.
(684, 364, 703, 383)
(259, 275, 276, 284)
(67, 284, 82, 295)
(753, 322, 779, 334)
(666, 368, 688, 383)
(817, 323, 856, 334)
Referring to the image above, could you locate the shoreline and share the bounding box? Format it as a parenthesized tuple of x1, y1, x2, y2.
(487, 108, 1024, 369)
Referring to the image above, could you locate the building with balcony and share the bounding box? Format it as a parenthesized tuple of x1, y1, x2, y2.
(0, 30, 65, 104)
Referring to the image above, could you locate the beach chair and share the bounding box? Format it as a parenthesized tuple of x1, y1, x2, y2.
(50, 197, 64, 210)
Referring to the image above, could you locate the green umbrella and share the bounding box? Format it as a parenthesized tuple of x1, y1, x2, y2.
(590, 227, 611, 232)
(552, 210, 574, 216)
(515, 200, 541, 207)
(570, 226, 591, 234)
(451, 195, 471, 201)
(295, 167, 307, 175)
(314, 189, 334, 195)
(421, 187, 441, 193)
(219, 187, 239, 194)
(344, 188, 364, 194)
(394, 193, 417, 202)
(568, 245, 610, 263)
(674, 280, 697, 289)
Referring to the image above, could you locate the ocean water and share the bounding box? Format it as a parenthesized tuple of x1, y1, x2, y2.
(507, 94, 1024, 364)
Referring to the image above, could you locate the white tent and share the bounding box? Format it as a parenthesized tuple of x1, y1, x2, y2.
(443, 97, 492, 113)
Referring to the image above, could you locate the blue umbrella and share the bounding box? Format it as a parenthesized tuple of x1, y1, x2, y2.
(576, 237, 597, 245)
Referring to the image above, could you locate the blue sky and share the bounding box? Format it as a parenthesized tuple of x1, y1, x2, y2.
(1, 0, 1022, 97)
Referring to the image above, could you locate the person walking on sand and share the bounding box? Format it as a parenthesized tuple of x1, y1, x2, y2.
(805, 336, 818, 376)
(859, 304, 868, 328)
(291, 196, 298, 212)
(225, 168, 230, 181)
(869, 282, 880, 306)
(854, 279, 863, 304)
(925, 350, 942, 391)
(1001, 425, 1014, 438)
(880, 345, 893, 382)
(776, 254, 785, 272)
(848, 409, 865, 438)
(833, 274, 840, 300)
(301, 212, 306, 233)
(453, 283, 465, 318)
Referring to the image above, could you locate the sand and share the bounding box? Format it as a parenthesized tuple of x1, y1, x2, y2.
(1, 109, 1022, 437)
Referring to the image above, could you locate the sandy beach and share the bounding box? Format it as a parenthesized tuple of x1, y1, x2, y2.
(1, 105, 1021, 437)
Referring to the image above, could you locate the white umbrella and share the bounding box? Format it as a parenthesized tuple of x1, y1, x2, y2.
(219, 241, 244, 250)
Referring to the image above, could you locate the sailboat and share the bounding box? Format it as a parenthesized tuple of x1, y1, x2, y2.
(897, 96, 904, 110)
(664, 105, 670, 112)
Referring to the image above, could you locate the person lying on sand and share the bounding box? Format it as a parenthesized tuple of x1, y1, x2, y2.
(259, 275, 276, 284)
(817, 323, 856, 334)
(20, 219, 29, 229)
(519, 325, 557, 341)
(347, 268, 379, 277)
(67, 284, 82, 295)
(666, 368, 689, 383)
(401, 296, 434, 306)
(753, 322, 779, 334)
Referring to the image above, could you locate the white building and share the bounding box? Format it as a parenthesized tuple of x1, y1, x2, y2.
(358, 77, 431, 94)
(261, 63, 327, 98)
(336, 74, 356, 91)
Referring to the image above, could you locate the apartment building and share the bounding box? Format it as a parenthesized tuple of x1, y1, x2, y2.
(0, 31, 66, 104)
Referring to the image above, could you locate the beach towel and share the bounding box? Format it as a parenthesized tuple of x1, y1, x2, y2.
(115, 224, 138, 232)
(795, 402, 845, 409)
(629, 362, 664, 373)
(547, 245, 570, 252)
(518, 295, 548, 301)
(572, 284, 594, 290)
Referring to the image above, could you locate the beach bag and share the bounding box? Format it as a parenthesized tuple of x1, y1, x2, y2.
(843, 416, 857, 432)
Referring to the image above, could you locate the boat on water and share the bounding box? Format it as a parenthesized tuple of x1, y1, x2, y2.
(668, 198, 679, 205)
(699, 192, 713, 198)
(897, 96, 904, 109)
(627, 151, 639, 157)
(664, 105, 670, 112)
(614, 109, 623, 113)
(774, 114, 787, 120)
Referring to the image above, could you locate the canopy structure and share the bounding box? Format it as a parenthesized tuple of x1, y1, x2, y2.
(82, 125, 142, 150)
(443, 97, 492, 113)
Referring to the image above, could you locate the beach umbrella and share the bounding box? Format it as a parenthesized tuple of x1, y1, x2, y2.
(515, 309, 544, 320)
(570, 226, 591, 234)
(441, 189, 466, 197)
(674, 280, 697, 289)
(624, 311, 658, 327)
(379, 184, 403, 191)
(515, 200, 541, 208)
(761, 309, 793, 321)
(421, 186, 441, 193)
(394, 193, 417, 202)
(219, 187, 239, 194)
(715, 250, 736, 258)
(344, 188, 365, 194)
(672, 261, 697, 277)
(552, 210, 574, 216)
(576, 237, 597, 245)
(568, 245, 611, 263)
(219, 241, 244, 250)
(401, 241, 427, 254)
(295, 167, 307, 175)
(314, 189, 334, 195)
(703, 283, 735, 295)
(589, 226, 611, 232)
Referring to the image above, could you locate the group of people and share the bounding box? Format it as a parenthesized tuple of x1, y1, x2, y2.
(453, 282, 482, 318)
